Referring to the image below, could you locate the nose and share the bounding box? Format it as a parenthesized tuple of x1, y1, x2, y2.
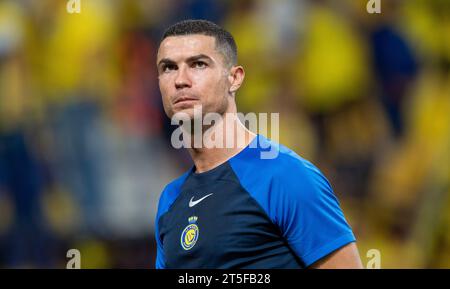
(175, 66, 191, 89)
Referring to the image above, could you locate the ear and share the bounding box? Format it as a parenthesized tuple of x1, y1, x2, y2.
(228, 66, 245, 95)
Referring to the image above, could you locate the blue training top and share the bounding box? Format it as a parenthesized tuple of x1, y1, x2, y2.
(155, 134, 355, 268)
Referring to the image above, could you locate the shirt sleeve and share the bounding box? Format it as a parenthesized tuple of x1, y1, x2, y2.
(155, 226, 165, 269)
(273, 161, 356, 267)
(155, 187, 168, 269)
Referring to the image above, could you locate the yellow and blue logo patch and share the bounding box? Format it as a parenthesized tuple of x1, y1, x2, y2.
(180, 216, 199, 250)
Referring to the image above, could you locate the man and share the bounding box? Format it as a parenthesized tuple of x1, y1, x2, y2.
(155, 19, 363, 269)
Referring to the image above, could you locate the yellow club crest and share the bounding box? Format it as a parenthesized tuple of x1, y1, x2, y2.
(180, 216, 199, 250)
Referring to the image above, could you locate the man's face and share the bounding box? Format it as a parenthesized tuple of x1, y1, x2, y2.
(157, 34, 231, 119)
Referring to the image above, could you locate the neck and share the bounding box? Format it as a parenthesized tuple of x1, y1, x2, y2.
(187, 112, 256, 174)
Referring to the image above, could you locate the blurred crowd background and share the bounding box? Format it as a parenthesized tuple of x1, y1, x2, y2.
(0, 0, 448, 268)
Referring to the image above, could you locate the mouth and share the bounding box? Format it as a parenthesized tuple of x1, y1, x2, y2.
(173, 95, 199, 105)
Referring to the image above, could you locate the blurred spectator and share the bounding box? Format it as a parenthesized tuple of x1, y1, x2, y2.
(369, 3, 419, 137)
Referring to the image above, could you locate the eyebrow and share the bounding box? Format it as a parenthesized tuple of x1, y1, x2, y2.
(157, 54, 213, 67)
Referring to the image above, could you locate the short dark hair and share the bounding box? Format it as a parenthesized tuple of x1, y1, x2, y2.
(161, 19, 238, 67)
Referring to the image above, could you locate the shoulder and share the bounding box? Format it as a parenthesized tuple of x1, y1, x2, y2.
(231, 135, 330, 191)
(156, 169, 191, 220)
(229, 135, 336, 217)
(274, 143, 332, 196)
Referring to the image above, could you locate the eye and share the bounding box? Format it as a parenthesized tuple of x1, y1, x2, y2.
(162, 64, 177, 73)
(192, 61, 207, 69)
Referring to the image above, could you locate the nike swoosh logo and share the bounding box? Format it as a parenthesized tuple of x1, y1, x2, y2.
(189, 193, 213, 208)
